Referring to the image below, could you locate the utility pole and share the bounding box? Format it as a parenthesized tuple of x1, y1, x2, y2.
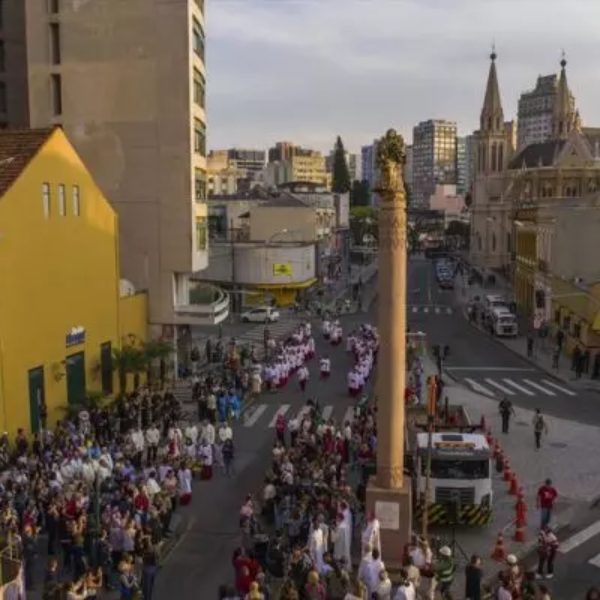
(422, 375, 437, 539)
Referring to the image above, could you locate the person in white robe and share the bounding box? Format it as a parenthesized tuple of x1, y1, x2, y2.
(361, 513, 382, 557)
(308, 518, 325, 573)
(332, 512, 352, 569)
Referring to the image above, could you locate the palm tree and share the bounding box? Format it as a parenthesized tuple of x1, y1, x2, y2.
(112, 344, 146, 395)
(143, 339, 173, 386)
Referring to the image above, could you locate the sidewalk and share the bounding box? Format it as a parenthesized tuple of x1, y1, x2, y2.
(419, 352, 600, 593)
(454, 273, 600, 393)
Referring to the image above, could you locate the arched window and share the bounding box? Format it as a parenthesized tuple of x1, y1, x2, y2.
(492, 232, 497, 252)
(498, 143, 504, 171)
(491, 143, 497, 172)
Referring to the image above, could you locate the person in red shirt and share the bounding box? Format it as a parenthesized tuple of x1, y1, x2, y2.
(537, 478, 558, 528)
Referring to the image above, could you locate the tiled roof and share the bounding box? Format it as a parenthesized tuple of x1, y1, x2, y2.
(0, 128, 54, 197)
(508, 140, 565, 170)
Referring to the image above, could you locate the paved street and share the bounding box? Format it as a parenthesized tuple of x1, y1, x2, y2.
(154, 307, 374, 598)
(154, 256, 600, 598)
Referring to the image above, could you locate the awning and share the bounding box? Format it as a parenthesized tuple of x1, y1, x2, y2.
(255, 278, 318, 290)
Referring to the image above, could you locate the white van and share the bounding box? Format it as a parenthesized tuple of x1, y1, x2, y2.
(490, 307, 518, 337)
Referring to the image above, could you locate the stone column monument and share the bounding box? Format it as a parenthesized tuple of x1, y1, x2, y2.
(366, 129, 412, 565)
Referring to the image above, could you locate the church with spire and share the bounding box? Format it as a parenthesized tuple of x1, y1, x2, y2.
(470, 51, 600, 338)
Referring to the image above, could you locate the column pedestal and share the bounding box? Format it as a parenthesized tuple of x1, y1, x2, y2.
(366, 476, 413, 569)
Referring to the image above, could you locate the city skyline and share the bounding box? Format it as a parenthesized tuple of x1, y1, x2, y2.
(207, 0, 600, 153)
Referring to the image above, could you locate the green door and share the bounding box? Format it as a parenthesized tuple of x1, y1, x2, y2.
(27, 366, 45, 433)
(100, 342, 113, 394)
(66, 352, 86, 406)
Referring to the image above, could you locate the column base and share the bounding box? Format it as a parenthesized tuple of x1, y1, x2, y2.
(365, 477, 412, 570)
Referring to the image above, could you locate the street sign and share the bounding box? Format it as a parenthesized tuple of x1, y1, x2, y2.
(272, 263, 293, 276)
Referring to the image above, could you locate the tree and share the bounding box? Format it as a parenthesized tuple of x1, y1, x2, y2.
(350, 206, 378, 245)
(331, 135, 351, 193)
(143, 339, 173, 386)
(350, 179, 370, 206)
(112, 344, 146, 395)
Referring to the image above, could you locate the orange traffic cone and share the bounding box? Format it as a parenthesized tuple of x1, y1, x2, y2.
(491, 532, 506, 561)
(514, 515, 526, 542)
(509, 473, 519, 495)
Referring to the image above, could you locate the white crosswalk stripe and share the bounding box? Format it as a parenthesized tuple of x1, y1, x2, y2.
(268, 404, 290, 427)
(560, 520, 600, 554)
(464, 378, 495, 396)
(342, 406, 355, 424)
(423, 307, 429, 314)
(523, 379, 556, 396)
(484, 378, 515, 395)
(435, 307, 440, 314)
(296, 405, 312, 421)
(407, 305, 453, 315)
(446, 307, 452, 314)
(541, 379, 577, 396)
(321, 405, 334, 421)
(244, 404, 267, 427)
(589, 553, 600, 568)
(412, 306, 418, 313)
(502, 378, 535, 396)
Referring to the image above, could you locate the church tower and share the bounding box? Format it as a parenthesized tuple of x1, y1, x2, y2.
(552, 55, 576, 140)
(477, 49, 507, 174)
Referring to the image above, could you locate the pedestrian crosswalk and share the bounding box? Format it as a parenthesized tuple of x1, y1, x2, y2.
(560, 519, 600, 569)
(461, 376, 576, 398)
(244, 402, 355, 430)
(239, 317, 303, 348)
(408, 305, 453, 316)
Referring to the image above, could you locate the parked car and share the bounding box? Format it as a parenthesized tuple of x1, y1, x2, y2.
(241, 306, 280, 323)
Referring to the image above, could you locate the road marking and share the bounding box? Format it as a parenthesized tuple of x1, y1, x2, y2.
(342, 406, 355, 424)
(485, 378, 515, 395)
(464, 378, 495, 396)
(523, 379, 556, 396)
(560, 520, 600, 554)
(446, 307, 452, 315)
(412, 306, 418, 313)
(268, 404, 290, 427)
(296, 405, 312, 420)
(502, 378, 535, 396)
(423, 307, 429, 314)
(435, 307, 440, 314)
(588, 553, 600, 568)
(541, 379, 577, 396)
(244, 404, 267, 427)
(321, 405, 333, 421)
(446, 367, 536, 372)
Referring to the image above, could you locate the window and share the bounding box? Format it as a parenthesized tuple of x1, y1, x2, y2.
(72, 185, 80, 216)
(0, 81, 6, 113)
(42, 183, 51, 218)
(194, 168, 206, 202)
(192, 18, 204, 60)
(50, 23, 61, 64)
(48, 0, 59, 13)
(193, 68, 205, 108)
(195, 217, 207, 251)
(51, 73, 62, 115)
(0, 41, 4, 72)
(58, 183, 66, 216)
(193, 118, 205, 155)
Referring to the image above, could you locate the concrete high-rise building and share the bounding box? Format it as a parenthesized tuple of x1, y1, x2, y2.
(223, 148, 265, 176)
(464, 134, 477, 195)
(2, 0, 226, 331)
(456, 137, 467, 195)
(411, 119, 457, 207)
(404, 145, 413, 198)
(361, 141, 379, 204)
(517, 73, 575, 150)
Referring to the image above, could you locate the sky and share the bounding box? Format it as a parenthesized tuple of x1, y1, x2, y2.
(206, 0, 600, 156)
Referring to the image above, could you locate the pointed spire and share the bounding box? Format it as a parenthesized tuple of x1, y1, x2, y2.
(553, 51, 576, 139)
(480, 46, 504, 134)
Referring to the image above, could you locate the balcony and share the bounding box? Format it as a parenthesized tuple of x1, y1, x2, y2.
(174, 280, 230, 325)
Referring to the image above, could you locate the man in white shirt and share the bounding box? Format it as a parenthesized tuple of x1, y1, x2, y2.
(145, 424, 160, 464)
(218, 422, 233, 443)
(347, 371, 358, 397)
(320, 356, 331, 379)
(201, 420, 216, 446)
(130, 427, 145, 468)
(298, 365, 309, 392)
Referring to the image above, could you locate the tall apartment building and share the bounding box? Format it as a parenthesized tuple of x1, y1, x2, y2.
(456, 137, 467, 195)
(360, 141, 378, 204)
(517, 74, 575, 150)
(222, 148, 265, 176)
(268, 141, 298, 163)
(404, 145, 413, 199)
(411, 119, 457, 207)
(2, 0, 219, 330)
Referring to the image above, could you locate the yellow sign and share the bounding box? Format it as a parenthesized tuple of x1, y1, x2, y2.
(273, 263, 293, 276)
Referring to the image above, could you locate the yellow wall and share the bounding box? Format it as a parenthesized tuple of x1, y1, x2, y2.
(0, 128, 145, 434)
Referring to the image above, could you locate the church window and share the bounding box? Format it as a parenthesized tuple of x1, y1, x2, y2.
(498, 144, 504, 171)
(491, 144, 497, 171)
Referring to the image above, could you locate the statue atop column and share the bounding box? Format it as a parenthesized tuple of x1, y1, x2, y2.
(375, 129, 407, 195)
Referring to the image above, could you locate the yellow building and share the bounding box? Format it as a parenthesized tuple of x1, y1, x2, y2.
(0, 127, 147, 434)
